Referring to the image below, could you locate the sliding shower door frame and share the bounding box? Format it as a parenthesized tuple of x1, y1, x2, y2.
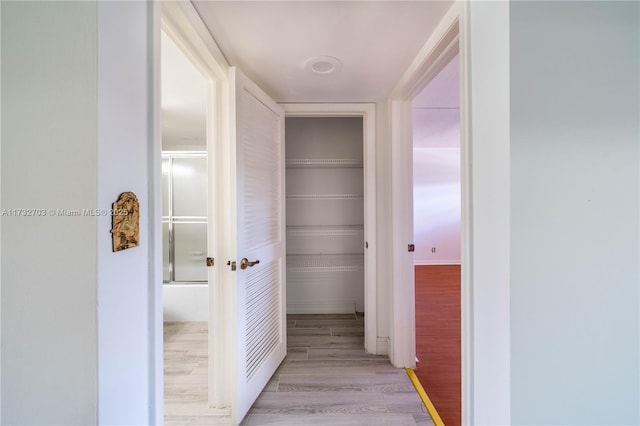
(163, 150, 208, 284)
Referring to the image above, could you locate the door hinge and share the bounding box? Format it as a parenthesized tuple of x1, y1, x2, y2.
(408, 244, 415, 252)
(206, 257, 215, 267)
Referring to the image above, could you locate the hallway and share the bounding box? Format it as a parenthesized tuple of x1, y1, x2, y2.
(165, 314, 434, 425)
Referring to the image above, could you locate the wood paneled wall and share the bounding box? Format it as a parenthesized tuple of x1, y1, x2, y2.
(415, 265, 461, 426)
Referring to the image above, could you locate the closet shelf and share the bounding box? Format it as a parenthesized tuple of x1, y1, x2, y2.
(287, 254, 364, 273)
(286, 194, 362, 200)
(286, 159, 363, 169)
(286, 225, 363, 237)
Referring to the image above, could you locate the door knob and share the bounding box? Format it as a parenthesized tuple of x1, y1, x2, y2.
(240, 258, 260, 270)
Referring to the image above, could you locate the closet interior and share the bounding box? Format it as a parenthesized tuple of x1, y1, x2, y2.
(285, 117, 365, 314)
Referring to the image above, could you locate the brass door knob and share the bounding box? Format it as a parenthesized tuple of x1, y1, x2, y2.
(240, 258, 260, 270)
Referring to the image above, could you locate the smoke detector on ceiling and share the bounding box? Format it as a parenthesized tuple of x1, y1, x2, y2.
(305, 56, 342, 75)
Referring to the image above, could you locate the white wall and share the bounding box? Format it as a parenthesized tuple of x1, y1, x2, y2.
(510, 2, 639, 424)
(412, 54, 461, 265)
(97, 2, 157, 424)
(1, 2, 159, 424)
(1, 2, 98, 423)
(163, 285, 209, 321)
(413, 147, 460, 264)
(412, 104, 461, 265)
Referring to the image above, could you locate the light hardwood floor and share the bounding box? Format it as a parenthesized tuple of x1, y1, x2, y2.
(164, 321, 226, 425)
(165, 314, 433, 426)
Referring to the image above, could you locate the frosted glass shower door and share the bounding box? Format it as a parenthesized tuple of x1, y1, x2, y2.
(162, 153, 208, 283)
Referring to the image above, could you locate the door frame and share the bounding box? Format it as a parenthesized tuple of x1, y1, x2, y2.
(388, 0, 470, 421)
(280, 103, 378, 355)
(390, 1, 512, 424)
(155, 1, 512, 425)
(160, 0, 232, 412)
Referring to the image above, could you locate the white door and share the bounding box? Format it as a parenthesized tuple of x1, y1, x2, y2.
(228, 67, 287, 423)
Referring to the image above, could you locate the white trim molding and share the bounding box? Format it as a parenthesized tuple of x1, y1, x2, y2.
(389, 98, 416, 369)
(281, 103, 378, 355)
(465, 1, 511, 424)
(161, 1, 228, 81)
(376, 337, 389, 356)
(390, 2, 463, 100)
(148, 2, 162, 423)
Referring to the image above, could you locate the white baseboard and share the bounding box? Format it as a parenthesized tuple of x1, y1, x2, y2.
(376, 337, 389, 355)
(287, 300, 356, 314)
(414, 260, 461, 266)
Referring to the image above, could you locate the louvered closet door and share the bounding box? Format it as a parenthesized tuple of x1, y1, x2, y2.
(230, 68, 286, 424)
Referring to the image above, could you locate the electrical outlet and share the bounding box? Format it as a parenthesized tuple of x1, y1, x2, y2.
(431, 247, 436, 253)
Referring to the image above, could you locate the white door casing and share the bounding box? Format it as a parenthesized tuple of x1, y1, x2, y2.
(280, 103, 377, 355)
(228, 67, 287, 423)
(388, 1, 461, 370)
(388, 1, 512, 424)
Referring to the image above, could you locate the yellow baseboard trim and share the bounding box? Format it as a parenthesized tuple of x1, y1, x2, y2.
(405, 368, 445, 426)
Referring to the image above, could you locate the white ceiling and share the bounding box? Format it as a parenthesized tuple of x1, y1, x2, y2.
(161, 2, 457, 150)
(192, 1, 454, 103)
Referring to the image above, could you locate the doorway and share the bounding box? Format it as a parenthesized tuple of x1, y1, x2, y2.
(160, 3, 290, 423)
(282, 104, 378, 355)
(387, 2, 469, 422)
(160, 29, 209, 320)
(160, 28, 213, 423)
(284, 117, 365, 315)
(412, 53, 461, 426)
